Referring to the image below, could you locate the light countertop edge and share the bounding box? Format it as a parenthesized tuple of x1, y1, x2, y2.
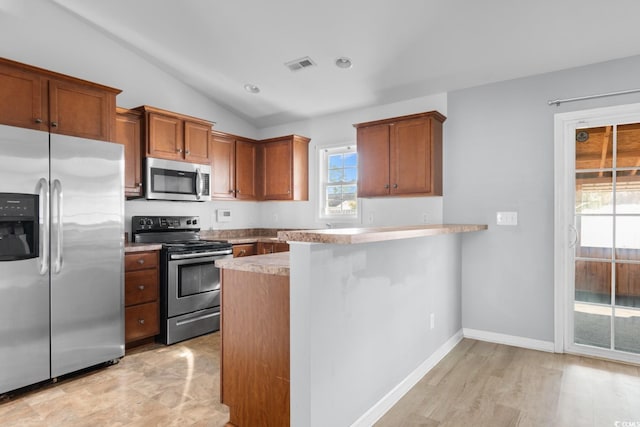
(125, 242, 163, 253)
(216, 252, 290, 276)
(277, 224, 488, 245)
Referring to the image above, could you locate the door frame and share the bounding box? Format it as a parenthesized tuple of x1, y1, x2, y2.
(554, 102, 640, 363)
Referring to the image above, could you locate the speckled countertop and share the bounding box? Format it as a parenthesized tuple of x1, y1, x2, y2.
(216, 252, 290, 276)
(278, 224, 488, 245)
(124, 242, 163, 253)
(200, 228, 286, 245)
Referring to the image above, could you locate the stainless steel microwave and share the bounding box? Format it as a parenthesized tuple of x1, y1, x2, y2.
(146, 157, 211, 202)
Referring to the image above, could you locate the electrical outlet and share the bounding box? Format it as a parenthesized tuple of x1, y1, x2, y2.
(496, 211, 518, 226)
(430, 313, 435, 330)
(422, 212, 428, 223)
(368, 212, 374, 224)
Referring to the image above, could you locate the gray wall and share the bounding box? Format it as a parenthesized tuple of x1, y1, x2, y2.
(444, 55, 640, 342)
(290, 234, 462, 426)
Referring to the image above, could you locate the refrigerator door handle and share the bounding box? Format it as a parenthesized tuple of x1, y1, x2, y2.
(36, 178, 49, 275)
(52, 179, 63, 274)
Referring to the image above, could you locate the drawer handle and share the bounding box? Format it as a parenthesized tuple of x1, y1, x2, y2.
(138, 285, 145, 291)
(138, 319, 145, 325)
(137, 259, 145, 265)
(239, 249, 246, 256)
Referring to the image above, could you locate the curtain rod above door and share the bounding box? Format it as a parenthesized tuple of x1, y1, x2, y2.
(548, 88, 640, 106)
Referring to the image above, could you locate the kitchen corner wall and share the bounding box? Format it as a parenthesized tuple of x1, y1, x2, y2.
(444, 54, 640, 343)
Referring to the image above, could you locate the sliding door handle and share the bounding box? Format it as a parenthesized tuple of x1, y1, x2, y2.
(568, 224, 578, 248)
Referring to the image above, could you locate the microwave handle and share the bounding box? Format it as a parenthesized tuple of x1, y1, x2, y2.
(195, 168, 203, 200)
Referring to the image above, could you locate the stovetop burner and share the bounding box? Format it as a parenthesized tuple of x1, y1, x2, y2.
(131, 216, 232, 253)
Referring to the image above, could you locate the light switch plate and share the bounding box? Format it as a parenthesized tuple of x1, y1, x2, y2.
(496, 211, 518, 226)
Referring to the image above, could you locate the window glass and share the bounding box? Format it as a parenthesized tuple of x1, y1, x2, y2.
(319, 145, 358, 219)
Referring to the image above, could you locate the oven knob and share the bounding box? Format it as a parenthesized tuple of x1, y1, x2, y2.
(146, 219, 153, 226)
(193, 219, 198, 225)
(186, 220, 192, 225)
(139, 219, 145, 225)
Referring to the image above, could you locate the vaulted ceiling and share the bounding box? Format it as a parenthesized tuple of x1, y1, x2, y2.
(49, 0, 640, 128)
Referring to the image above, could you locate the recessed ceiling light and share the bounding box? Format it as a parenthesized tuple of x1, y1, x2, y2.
(335, 57, 353, 69)
(244, 83, 260, 94)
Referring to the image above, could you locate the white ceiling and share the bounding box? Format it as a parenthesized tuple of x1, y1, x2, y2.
(52, 0, 640, 128)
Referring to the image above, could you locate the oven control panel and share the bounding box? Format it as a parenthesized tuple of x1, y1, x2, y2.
(132, 216, 199, 232)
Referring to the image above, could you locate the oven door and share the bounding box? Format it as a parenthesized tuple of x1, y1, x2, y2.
(166, 251, 232, 317)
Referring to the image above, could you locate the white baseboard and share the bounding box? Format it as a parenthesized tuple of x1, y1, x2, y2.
(462, 328, 555, 353)
(350, 329, 464, 427)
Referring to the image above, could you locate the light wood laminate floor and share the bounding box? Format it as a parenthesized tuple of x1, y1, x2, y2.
(1, 335, 639, 426)
(377, 338, 640, 427)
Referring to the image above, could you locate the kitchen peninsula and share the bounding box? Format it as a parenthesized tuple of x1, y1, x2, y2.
(217, 223, 487, 427)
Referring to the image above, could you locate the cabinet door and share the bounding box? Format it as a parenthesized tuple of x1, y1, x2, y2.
(116, 110, 143, 197)
(390, 118, 432, 195)
(147, 113, 183, 160)
(184, 120, 210, 163)
(211, 133, 236, 199)
(263, 139, 293, 200)
(357, 124, 390, 197)
(0, 62, 46, 131)
(48, 79, 115, 141)
(235, 140, 257, 200)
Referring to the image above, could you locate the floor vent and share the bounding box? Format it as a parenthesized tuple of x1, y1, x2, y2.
(285, 56, 317, 72)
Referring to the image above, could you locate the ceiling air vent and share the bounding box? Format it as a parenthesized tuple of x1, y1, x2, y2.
(285, 56, 317, 72)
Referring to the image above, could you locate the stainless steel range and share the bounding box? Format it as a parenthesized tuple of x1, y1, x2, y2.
(132, 216, 232, 344)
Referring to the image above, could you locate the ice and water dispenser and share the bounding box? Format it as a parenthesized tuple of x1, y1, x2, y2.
(0, 193, 38, 261)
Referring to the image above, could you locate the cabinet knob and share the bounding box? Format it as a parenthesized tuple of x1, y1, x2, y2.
(185, 150, 190, 155)
(177, 148, 183, 153)
(138, 319, 145, 325)
(51, 121, 58, 127)
(35, 118, 43, 124)
(393, 183, 398, 189)
(237, 190, 240, 194)
(239, 249, 246, 256)
(137, 259, 145, 265)
(137, 182, 143, 187)
(384, 184, 390, 189)
(229, 189, 234, 193)
(138, 285, 145, 291)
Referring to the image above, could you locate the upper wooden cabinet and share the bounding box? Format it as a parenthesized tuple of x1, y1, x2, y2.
(210, 131, 258, 200)
(0, 57, 120, 141)
(134, 105, 213, 164)
(115, 107, 143, 198)
(354, 111, 446, 197)
(260, 135, 310, 201)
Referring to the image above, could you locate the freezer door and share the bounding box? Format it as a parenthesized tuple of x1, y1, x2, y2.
(50, 134, 124, 377)
(0, 125, 50, 394)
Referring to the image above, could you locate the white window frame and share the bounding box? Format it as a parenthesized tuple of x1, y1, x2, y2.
(317, 143, 360, 223)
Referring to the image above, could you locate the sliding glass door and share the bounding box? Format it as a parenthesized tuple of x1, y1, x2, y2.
(572, 122, 640, 359)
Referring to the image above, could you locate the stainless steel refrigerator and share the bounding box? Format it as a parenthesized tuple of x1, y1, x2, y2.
(0, 124, 124, 394)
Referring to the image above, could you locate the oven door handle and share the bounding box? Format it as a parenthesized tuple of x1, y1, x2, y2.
(170, 250, 232, 260)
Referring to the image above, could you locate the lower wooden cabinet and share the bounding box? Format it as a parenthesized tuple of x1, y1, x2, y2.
(124, 250, 160, 346)
(232, 243, 257, 258)
(257, 241, 289, 254)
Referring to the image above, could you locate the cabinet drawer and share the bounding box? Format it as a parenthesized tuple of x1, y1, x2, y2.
(125, 251, 158, 271)
(125, 302, 159, 343)
(233, 243, 257, 258)
(125, 269, 158, 306)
